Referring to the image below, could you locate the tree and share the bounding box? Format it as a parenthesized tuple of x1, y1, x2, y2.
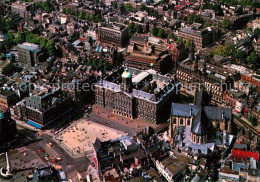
(235, 6, 243, 15)
(136, 25, 143, 33)
(14, 31, 24, 44)
(222, 18, 231, 29)
(248, 115, 258, 126)
(125, 3, 134, 12)
(4, 31, 15, 50)
(75, 10, 80, 17)
(2, 63, 15, 76)
(77, 56, 83, 64)
(157, 29, 164, 38)
(79, 12, 86, 20)
(177, 36, 183, 44)
(63, 8, 72, 15)
(235, 50, 247, 63)
(113, 2, 118, 9)
(35, 1, 55, 13)
(188, 14, 203, 24)
(139, 4, 146, 11)
(46, 40, 56, 56)
(129, 22, 135, 33)
(168, 32, 175, 39)
(152, 27, 158, 37)
(254, 28, 260, 39)
(120, 4, 126, 12)
(185, 39, 192, 48)
(247, 52, 260, 69)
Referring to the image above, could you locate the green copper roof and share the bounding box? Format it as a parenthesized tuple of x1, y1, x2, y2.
(121, 68, 132, 79)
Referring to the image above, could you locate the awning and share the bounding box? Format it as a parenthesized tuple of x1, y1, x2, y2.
(27, 120, 43, 129)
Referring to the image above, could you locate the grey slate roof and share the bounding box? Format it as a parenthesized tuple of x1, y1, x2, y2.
(25, 89, 70, 112)
(171, 103, 200, 117)
(203, 106, 232, 121)
(171, 90, 232, 136)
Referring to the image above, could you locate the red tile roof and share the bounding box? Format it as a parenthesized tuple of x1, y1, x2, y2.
(230, 149, 259, 161)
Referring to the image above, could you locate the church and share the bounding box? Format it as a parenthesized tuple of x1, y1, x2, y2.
(169, 90, 233, 154)
(95, 67, 178, 124)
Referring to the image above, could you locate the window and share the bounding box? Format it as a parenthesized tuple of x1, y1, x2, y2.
(180, 119, 184, 125)
(187, 119, 190, 126)
(173, 118, 176, 124)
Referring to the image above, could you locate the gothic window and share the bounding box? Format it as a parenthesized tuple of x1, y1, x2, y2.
(187, 119, 190, 126)
(180, 118, 184, 125)
(173, 118, 176, 124)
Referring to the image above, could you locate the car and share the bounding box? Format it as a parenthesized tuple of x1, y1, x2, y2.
(23, 152, 28, 156)
(45, 157, 49, 161)
(56, 158, 62, 161)
(48, 142, 53, 147)
(38, 146, 42, 150)
(40, 148, 45, 153)
(44, 153, 49, 157)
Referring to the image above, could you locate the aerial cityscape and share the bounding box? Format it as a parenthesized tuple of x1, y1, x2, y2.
(0, 0, 259, 181)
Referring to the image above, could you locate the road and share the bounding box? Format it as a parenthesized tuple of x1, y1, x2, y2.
(17, 127, 90, 182)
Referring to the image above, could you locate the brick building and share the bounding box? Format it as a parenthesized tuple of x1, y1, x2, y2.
(98, 23, 129, 47)
(11, 1, 33, 20)
(0, 89, 19, 113)
(179, 25, 217, 49)
(126, 40, 173, 74)
(176, 44, 239, 105)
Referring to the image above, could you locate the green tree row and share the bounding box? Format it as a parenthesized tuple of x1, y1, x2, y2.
(63, 8, 102, 23)
(129, 22, 143, 34)
(0, 16, 15, 33)
(78, 57, 111, 70)
(217, 0, 260, 8)
(203, 3, 224, 16)
(152, 27, 165, 38)
(188, 14, 204, 24)
(35, 1, 55, 13)
(211, 45, 260, 69)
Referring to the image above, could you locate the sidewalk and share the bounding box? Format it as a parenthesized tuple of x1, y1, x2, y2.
(92, 104, 158, 130)
(15, 119, 40, 132)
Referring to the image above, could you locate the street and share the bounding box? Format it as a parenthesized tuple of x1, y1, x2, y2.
(17, 127, 90, 182)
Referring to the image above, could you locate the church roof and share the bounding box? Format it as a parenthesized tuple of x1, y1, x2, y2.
(171, 103, 200, 117)
(171, 90, 232, 137)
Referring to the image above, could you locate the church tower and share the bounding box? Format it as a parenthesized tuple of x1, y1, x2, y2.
(121, 68, 133, 93)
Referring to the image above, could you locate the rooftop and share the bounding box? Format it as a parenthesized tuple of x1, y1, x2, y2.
(17, 43, 40, 52)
